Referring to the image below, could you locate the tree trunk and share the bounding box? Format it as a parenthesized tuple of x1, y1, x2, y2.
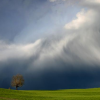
(16, 86, 18, 90)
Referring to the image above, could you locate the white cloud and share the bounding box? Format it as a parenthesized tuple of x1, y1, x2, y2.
(1, 0, 100, 70)
(49, 0, 57, 2)
(0, 39, 41, 62)
(84, 0, 100, 4)
(64, 9, 96, 30)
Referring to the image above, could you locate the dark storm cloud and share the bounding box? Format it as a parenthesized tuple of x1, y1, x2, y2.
(1, 53, 100, 90)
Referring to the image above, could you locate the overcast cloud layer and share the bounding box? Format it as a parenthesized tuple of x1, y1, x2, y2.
(0, 0, 100, 90)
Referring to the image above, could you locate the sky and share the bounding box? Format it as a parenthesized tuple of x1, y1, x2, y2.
(0, 0, 100, 90)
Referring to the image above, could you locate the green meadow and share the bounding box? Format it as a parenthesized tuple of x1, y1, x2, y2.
(0, 88, 100, 100)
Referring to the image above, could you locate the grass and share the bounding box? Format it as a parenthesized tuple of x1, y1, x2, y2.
(1, 88, 100, 100)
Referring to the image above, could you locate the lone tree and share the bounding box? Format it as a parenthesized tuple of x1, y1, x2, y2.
(11, 74, 24, 90)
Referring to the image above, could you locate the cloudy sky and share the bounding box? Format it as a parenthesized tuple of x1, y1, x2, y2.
(0, 0, 100, 90)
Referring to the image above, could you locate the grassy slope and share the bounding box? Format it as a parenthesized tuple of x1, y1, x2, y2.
(0, 88, 100, 100)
